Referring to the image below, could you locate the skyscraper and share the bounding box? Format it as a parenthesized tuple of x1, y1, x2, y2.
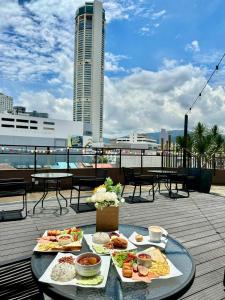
(73, 0, 105, 144)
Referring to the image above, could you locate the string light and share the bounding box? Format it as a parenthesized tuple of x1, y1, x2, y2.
(186, 52, 225, 114)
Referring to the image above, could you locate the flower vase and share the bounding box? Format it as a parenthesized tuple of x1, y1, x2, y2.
(96, 206, 119, 232)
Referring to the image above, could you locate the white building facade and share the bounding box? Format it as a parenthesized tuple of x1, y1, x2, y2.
(0, 93, 13, 113)
(110, 133, 159, 150)
(73, 0, 105, 143)
(0, 113, 85, 147)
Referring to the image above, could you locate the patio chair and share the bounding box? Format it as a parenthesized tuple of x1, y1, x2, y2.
(0, 178, 27, 221)
(70, 169, 107, 212)
(122, 167, 155, 202)
(168, 173, 190, 198)
(0, 256, 44, 300)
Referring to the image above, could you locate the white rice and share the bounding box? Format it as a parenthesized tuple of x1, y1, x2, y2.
(92, 232, 110, 244)
(51, 263, 76, 282)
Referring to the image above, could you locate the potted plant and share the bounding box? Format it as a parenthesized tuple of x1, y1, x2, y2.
(87, 177, 124, 232)
(176, 123, 224, 193)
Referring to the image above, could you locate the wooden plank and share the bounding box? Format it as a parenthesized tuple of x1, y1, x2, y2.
(182, 282, 225, 300)
(180, 268, 224, 299)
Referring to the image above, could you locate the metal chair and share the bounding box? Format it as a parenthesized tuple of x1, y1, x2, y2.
(122, 168, 155, 202)
(70, 169, 107, 212)
(0, 178, 27, 221)
(168, 173, 190, 198)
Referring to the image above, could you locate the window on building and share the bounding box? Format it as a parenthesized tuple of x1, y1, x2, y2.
(43, 121, 55, 125)
(16, 125, 28, 129)
(1, 124, 14, 128)
(43, 127, 55, 130)
(30, 120, 38, 124)
(1, 117, 14, 122)
(30, 126, 38, 129)
(16, 119, 29, 123)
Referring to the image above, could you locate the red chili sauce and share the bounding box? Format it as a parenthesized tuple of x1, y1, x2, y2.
(138, 253, 151, 260)
(78, 256, 100, 265)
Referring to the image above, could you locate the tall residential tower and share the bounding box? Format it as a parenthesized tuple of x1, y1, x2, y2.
(73, 0, 105, 143)
(0, 93, 13, 113)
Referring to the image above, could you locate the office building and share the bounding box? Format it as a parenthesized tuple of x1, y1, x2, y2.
(0, 113, 87, 147)
(0, 93, 13, 113)
(73, 0, 105, 143)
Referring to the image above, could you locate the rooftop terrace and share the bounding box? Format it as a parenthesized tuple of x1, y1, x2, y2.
(1, 189, 225, 299)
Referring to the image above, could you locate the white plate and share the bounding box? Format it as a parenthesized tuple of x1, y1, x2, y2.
(129, 231, 168, 249)
(33, 230, 83, 253)
(111, 252, 182, 283)
(39, 252, 111, 288)
(84, 233, 137, 255)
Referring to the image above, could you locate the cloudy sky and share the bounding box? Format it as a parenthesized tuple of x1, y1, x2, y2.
(0, 0, 225, 137)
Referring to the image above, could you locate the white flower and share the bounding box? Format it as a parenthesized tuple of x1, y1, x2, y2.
(95, 187, 106, 193)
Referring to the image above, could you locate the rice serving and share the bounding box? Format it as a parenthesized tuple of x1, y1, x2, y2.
(51, 263, 76, 282)
(92, 232, 110, 244)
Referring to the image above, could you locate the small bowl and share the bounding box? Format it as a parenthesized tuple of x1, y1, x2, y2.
(57, 234, 72, 246)
(75, 252, 101, 277)
(137, 252, 152, 268)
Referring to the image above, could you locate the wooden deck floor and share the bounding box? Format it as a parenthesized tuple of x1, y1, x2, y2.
(1, 189, 225, 300)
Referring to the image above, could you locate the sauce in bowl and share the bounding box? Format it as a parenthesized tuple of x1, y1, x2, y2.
(78, 255, 100, 266)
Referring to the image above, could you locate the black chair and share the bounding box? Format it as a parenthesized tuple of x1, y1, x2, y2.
(70, 169, 107, 212)
(168, 173, 190, 198)
(0, 178, 27, 221)
(122, 168, 155, 202)
(0, 256, 44, 300)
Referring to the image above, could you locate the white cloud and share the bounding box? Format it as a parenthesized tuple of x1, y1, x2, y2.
(151, 9, 166, 20)
(140, 26, 150, 32)
(103, 62, 225, 137)
(13, 60, 225, 137)
(18, 91, 72, 120)
(185, 40, 200, 53)
(105, 52, 128, 72)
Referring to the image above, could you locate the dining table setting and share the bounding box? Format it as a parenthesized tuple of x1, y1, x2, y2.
(31, 223, 195, 300)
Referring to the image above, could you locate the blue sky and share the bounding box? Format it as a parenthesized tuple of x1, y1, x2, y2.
(0, 0, 225, 137)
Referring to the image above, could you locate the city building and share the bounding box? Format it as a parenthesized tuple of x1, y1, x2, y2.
(0, 113, 87, 147)
(160, 128, 169, 143)
(109, 133, 159, 150)
(0, 93, 13, 113)
(73, 0, 105, 144)
(12, 106, 49, 118)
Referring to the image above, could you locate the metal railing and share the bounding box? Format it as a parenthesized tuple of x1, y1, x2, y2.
(0, 144, 224, 172)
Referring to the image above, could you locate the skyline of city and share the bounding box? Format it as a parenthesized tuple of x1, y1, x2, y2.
(0, 0, 225, 138)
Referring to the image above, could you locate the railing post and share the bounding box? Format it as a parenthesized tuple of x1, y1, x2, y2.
(141, 149, 143, 173)
(168, 134, 171, 168)
(95, 149, 97, 169)
(34, 146, 37, 173)
(161, 138, 164, 169)
(67, 147, 70, 171)
(119, 149, 122, 171)
(183, 114, 188, 169)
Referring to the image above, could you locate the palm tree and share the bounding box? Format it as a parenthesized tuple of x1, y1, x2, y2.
(176, 122, 224, 168)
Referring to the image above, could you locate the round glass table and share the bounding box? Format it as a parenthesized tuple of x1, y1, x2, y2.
(31, 173, 73, 215)
(31, 224, 195, 300)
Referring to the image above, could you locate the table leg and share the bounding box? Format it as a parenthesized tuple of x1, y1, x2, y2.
(33, 191, 48, 214)
(56, 190, 62, 215)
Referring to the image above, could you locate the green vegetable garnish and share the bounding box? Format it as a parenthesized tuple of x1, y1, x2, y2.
(76, 275, 104, 285)
(92, 244, 109, 254)
(112, 251, 137, 268)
